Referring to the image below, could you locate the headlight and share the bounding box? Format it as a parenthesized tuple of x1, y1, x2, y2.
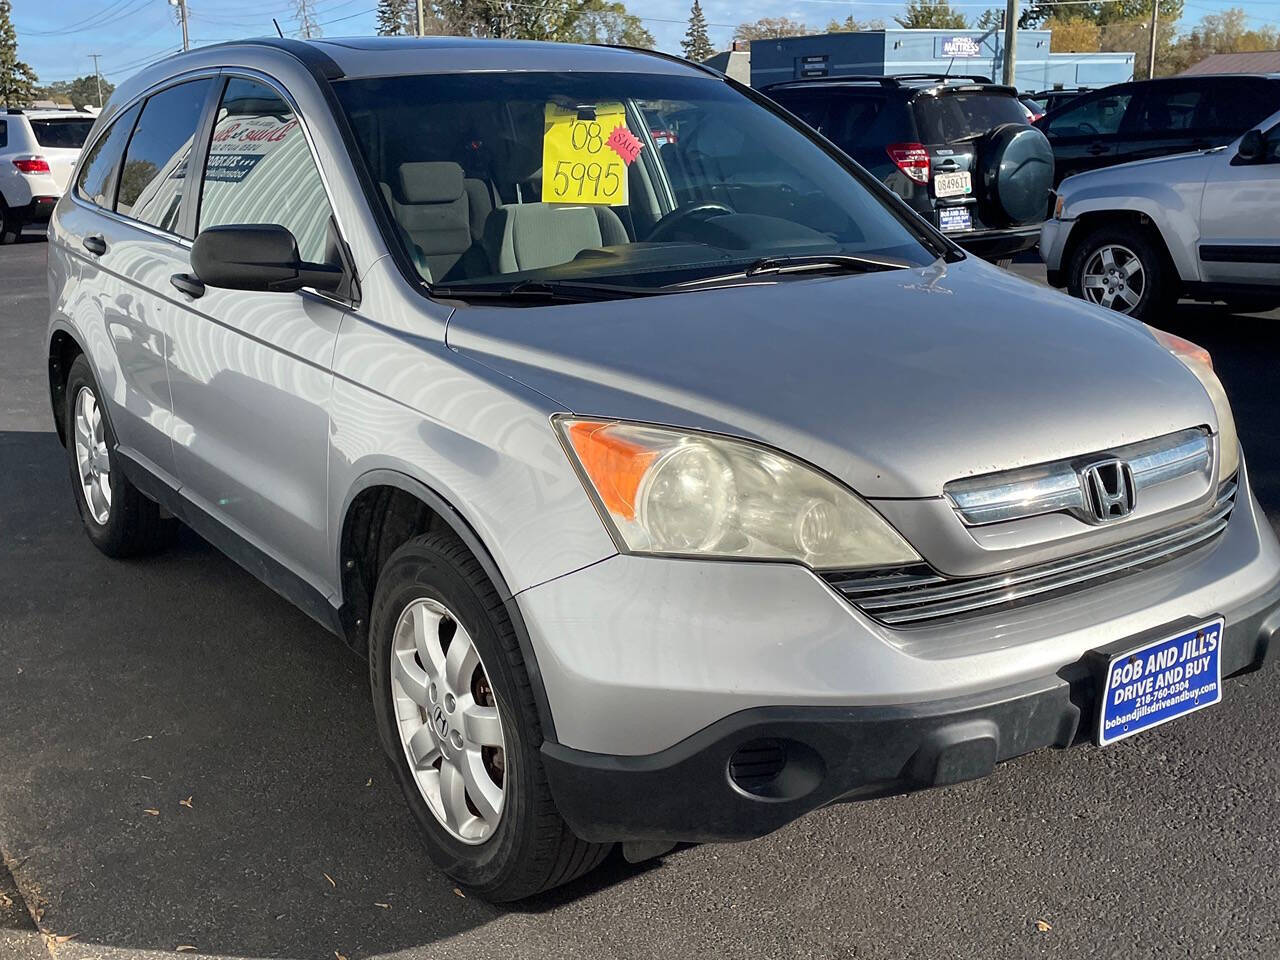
(1147, 326, 1239, 481)
(556, 418, 921, 569)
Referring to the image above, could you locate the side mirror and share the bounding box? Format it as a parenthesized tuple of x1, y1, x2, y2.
(191, 224, 344, 294)
(1234, 129, 1266, 165)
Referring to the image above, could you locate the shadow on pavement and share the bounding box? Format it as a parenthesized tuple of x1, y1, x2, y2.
(0, 430, 641, 959)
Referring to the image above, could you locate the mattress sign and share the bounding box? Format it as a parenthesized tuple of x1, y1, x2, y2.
(206, 114, 301, 183)
(542, 101, 634, 206)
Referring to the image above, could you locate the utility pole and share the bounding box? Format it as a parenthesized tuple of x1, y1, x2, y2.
(1147, 0, 1159, 79)
(416, 0, 425, 36)
(88, 54, 103, 107)
(1001, 0, 1018, 88)
(168, 0, 190, 51)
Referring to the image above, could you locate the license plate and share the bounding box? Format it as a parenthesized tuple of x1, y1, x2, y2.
(934, 171, 972, 198)
(938, 206, 972, 233)
(1096, 618, 1224, 746)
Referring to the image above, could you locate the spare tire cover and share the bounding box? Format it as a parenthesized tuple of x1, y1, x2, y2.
(977, 123, 1055, 226)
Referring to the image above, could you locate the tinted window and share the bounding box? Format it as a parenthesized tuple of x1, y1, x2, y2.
(197, 77, 334, 264)
(770, 91, 914, 154)
(1047, 91, 1133, 137)
(916, 92, 1028, 142)
(117, 78, 213, 235)
(30, 118, 94, 148)
(0, 120, 6, 149)
(75, 104, 140, 208)
(1198, 80, 1278, 133)
(1129, 87, 1202, 133)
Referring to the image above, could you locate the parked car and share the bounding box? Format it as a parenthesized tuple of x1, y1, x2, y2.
(1042, 108, 1280, 319)
(1019, 94, 1045, 123)
(0, 107, 96, 241)
(764, 74, 1053, 263)
(1035, 74, 1280, 185)
(1026, 86, 1091, 116)
(49, 37, 1279, 901)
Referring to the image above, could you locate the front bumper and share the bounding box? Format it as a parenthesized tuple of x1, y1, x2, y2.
(7, 195, 58, 227)
(1040, 217, 1074, 283)
(542, 589, 1279, 843)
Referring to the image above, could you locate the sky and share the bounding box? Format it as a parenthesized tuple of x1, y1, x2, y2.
(11, 0, 1271, 88)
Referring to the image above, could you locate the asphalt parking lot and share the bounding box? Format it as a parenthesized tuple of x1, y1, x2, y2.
(2, 236, 1279, 960)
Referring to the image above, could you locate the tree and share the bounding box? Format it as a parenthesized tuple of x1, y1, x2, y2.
(973, 8, 1002, 30)
(895, 0, 968, 30)
(1046, 16, 1101, 52)
(376, 0, 414, 35)
(825, 15, 885, 31)
(0, 0, 36, 107)
(1021, 0, 1182, 28)
(1097, 16, 1177, 77)
(681, 0, 714, 60)
(408, 0, 652, 44)
(65, 75, 113, 109)
(1163, 8, 1280, 75)
(733, 17, 809, 42)
(573, 0, 654, 47)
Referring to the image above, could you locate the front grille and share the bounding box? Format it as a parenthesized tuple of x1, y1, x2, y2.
(824, 479, 1237, 627)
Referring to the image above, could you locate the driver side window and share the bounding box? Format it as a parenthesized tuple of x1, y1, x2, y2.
(1047, 92, 1134, 138)
(197, 76, 335, 264)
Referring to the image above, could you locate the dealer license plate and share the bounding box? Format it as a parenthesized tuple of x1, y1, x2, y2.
(934, 171, 972, 198)
(938, 206, 972, 233)
(1097, 618, 1224, 746)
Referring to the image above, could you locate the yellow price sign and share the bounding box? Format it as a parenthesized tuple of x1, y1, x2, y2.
(542, 102, 629, 206)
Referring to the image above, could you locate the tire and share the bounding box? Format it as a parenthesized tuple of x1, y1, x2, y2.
(369, 532, 610, 901)
(0, 199, 19, 244)
(1067, 223, 1176, 322)
(64, 354, 176, 557)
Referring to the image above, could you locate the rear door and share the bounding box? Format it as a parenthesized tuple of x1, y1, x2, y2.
(1114, 80, 1209, 166)
(913, 87, 1028, 234)
(1198, 116, 1280, 288)
(1040, 85, 1137, 183)
(1192, 76, 1280, 150)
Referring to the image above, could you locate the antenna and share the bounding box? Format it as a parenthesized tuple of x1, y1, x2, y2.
(273, 18, 284, 37)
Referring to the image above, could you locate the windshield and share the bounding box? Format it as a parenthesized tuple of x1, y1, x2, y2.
(30, 118, 94, 149)
(333, 71, 940, 295)
(915, 92, 1028, 142)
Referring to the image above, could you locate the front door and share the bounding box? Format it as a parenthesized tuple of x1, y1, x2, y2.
(1042, 86, 1136, 184)
(1198, 119, 1280, 288)
(164, 74, 349, 598)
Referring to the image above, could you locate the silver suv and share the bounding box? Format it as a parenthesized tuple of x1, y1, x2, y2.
(46, 38, 1280, 901)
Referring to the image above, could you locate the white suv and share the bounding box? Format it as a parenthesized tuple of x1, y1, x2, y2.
(0, 108, 96, 242)
(1041, 107, 1280, 320)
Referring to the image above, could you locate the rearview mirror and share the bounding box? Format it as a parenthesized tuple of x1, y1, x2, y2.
(1234, 129, 1266, 165)
(191, 224, 345, 294)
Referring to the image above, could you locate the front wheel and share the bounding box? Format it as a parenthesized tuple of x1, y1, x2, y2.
(1067, 224, 1176, 321)
(369, 532, 610, 901)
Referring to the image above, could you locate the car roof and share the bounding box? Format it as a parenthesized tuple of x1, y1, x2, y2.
(5, 109, 96, 119)
(764, 74, 1015, 97)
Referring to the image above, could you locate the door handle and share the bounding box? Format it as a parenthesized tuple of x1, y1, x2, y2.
(937, 160, 960, 172)
(1087, 143, 1110, 156)
(169, 273, 206, 298)
(82, 235, 107, 256)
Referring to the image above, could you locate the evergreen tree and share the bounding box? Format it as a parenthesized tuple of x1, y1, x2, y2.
(681, 0, 714, 61)
(894, 0, 969, 29)
(373, 0, 414, 35)
(0, 0, 36, 107)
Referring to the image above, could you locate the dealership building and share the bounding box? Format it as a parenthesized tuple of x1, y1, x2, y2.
(747, 29, 1135, 91)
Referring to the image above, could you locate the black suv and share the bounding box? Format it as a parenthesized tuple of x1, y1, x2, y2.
(1035, 74, 1280, 185)
(764, 74, 1054, 262)
(1026, 87, 1091, 116)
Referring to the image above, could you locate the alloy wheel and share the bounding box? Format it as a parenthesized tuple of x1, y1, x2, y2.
(1081, 243, 1145, 314)
(390, 597, 507, 844)
(72, 386, 112, 525)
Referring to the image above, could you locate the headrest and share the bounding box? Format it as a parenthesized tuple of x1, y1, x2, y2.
(398, 161, 465, 204)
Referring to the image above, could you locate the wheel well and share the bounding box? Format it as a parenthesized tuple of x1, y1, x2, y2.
(48, 331, 85, 446)
(338, 484, 454, 656)
(1062, 210, 1177, 283)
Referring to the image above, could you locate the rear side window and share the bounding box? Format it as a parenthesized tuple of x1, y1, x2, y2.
(75, 104, 140, 208)
(196, 77, 335, 264)
(1046, 91, 1133, 137)
(116, 78, 214, 235)
(1128, 86, 1202, 133)
(1197, 79, 1280, 134)
(770, 91, 913, 154)
(915, 92, 1028, 142)
(30, 118, 94, 148)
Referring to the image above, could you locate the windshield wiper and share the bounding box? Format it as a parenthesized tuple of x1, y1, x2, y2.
(430, 278, 654, 303)
(669, 253, 911, 289)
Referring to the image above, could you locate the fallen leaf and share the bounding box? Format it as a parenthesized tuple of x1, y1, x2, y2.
(452, 887, 465, 898)
(373, 902, 390, 909)
(179, 797, 193, 809)
(176, 946, 197, 953)
(132, 735, 154, 743)
(323, 873, 336, 888)
(144, 809, 160, 817)
(52, 934, 77, 944)
(365, 778, 372, 787)
(1034, 919, 1052, 933)
(335, 952, 349, 960)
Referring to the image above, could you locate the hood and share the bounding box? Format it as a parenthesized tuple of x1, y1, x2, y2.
(446, 257, 1218, 498)
(1059, 147, 1217, 196)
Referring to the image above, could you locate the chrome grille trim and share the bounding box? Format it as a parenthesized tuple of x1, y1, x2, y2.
(945, 428, 1212, 526)
(825, 479, 1236, 627)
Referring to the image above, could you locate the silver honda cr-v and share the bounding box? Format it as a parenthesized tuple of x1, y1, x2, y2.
(46, 37, 1280, 901)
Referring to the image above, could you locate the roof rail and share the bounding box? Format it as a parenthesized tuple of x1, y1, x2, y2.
(5, 107, 23, 115)
(762, 75, 903, 90)
(889, 72, 995, 83)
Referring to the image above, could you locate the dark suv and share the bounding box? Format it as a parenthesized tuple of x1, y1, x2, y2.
(764, 74, 1054, 262)
(1035, 74, 1280, 184)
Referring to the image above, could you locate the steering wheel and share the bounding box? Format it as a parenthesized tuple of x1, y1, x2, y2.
(646, 202, 734, 242)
